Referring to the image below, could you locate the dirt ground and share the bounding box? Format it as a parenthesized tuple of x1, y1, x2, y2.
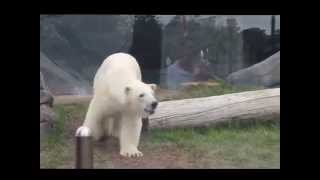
(42, 138, 196, 169)
(50, 106, 197, 169)
(93, 138, 196, 169)
(41, 115, 280, 169)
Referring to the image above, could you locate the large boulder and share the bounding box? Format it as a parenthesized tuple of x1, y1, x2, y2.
(40, 89, 53, 107)
(162, 55, 213, 89)
(40, 15, 133, 95)
(40, 105, 55, 134)
(165, 61, 194, 89)
(227, 51, 280, 87)
(40, 72, 56, 139)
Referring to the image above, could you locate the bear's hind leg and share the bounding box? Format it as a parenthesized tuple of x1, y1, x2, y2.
(111, 116, 121, 138)
(103, 117, 119, 138)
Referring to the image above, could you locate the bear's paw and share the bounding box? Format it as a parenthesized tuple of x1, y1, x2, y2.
(120, 148, 143, 158)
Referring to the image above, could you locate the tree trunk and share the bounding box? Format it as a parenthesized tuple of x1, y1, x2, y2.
(148, 88, 280, 129)
(53, 88, 280, 130)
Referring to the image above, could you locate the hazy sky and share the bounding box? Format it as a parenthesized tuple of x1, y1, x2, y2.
(157, 15, 280, 35)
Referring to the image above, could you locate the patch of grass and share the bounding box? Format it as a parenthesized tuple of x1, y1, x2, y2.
(162, 80, 264, 101)
(185, 80, 263, 98)
(41, 106, 280, 168)
(40, 104, 88, 168)
(40, 105, 68, 148)
(40, 140, 74, 169)
(42, 104, 88, 145)
(145, 119, 280, 168)
(159, 80, 264, 101)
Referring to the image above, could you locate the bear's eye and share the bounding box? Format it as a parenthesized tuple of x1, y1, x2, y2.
(139, 93, 145, 98)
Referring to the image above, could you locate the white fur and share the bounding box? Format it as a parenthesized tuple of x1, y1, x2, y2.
(83, 53, 157, 158)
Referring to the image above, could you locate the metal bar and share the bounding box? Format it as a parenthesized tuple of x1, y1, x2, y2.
(75, 126, 93, 169)
(142, 117, 149, 133)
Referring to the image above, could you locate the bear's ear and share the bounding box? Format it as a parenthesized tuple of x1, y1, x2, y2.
(149, 83, 157, 91)
(125, 86, 131, 95)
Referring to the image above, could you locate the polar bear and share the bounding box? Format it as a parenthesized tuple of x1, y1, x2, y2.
(82, 53, 158, 158)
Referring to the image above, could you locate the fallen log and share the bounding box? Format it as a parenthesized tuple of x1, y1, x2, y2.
(148, 88, 280, 129)
(53, 88, 280, 129)
(54, 95, 92, 105)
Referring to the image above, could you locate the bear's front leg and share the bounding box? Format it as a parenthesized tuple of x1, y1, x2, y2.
(83, 99, 105, 141)
(119, 116, 143, 158)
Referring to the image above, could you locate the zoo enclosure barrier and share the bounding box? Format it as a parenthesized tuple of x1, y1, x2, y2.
(75, 126, 93, 169)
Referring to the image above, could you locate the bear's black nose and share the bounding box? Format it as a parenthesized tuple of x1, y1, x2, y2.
(151, 101, 158, 109)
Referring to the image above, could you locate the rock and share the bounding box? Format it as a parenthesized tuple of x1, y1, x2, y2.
(40, 90, 54, 107)
(40, 72, 54, 106)
(40, 104, 56, 141)
(40, 15, 132, 95)
(40, 52, 92, 95)
(40, 71, 56, 139)
(164, 58, 213, 89)
(166, 61, 194, 89)
(40, 104, 56, 140)
(40, 104, 56, 124)
(227, 51, 280, 87)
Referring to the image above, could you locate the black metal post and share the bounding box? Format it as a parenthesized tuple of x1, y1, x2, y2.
(75, 126, 93, 169)
(142, 117, 149, 133)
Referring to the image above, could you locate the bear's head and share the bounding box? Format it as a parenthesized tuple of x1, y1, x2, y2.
(124, 81, 158, 117)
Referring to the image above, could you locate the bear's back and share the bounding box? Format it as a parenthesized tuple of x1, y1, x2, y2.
(93, 53, 142, 97)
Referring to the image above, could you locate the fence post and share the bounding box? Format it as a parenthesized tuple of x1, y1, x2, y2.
(75, 126, 93, 169)
(142, 117, 149, 133)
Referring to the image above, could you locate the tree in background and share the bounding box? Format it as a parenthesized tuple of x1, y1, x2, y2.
(162, 15, 243, 78)
(225, 17, 242, 74)
(129, 15, 162, 84)
(241, 28, 268, 67)
(271, 15, 276, 51)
